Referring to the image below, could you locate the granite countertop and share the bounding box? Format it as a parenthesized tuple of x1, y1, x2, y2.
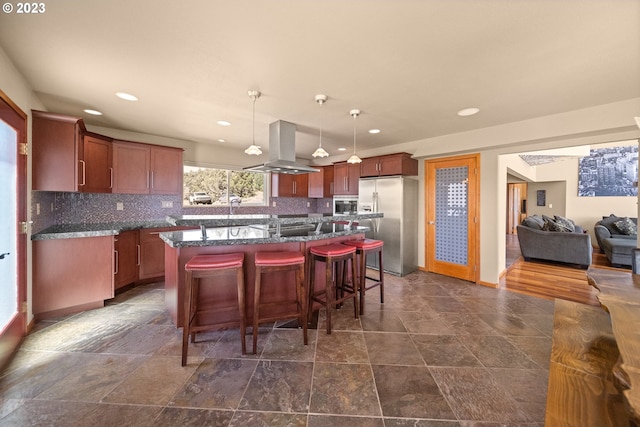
(159, 223, 370, 248)
(31, 213, 382, 241)
(166, 212, 382, 226)
(31, 220, 175, 240)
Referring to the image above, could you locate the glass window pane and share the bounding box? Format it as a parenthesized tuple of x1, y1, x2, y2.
(183, 165, 268, 207)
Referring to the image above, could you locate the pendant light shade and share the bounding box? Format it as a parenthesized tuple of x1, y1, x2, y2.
(244, 90, 262, 156)
(312, 94, 329, 158)
(347, 109, 362, 164)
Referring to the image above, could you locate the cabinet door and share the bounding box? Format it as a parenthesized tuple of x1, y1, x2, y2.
(150, 146, 183, 194)
(360, 157, 380, 177)
(378, 153, 418, 176)
(32, 111, 82, 192)
(308, 168, 324, 198)
(81, 135, 112, 193)
(139, 228, 168, 280)
(334, 162, 360, 195)
(113, 142, 150, 194)
(294, 173, 308, 197)
(272, 173, 308, 197)
(114, 230, 139, 290)
(33, 236, 114, 315)
(323, 165, 334, 197)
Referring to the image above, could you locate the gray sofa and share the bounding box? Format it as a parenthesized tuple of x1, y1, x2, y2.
(594, 215, 637, 267)
(517, 215, 592, 268)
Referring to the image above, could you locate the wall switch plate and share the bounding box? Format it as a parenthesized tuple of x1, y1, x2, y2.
(161, 201, 173, 208)
(36, 203, 40, 215)
(326, 202, 330, 208)
(307, 202, 310, 207)
(272, 201, 276, 207)
(116, 202, 124, 211)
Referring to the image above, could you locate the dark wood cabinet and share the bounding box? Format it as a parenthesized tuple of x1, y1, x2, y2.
(81, 134, 113, 193)
(272, 173, 309, 197)
(112, 141, 151, 194)
(33, 236, 114, 317)
(308, 165, 334, 198)
(139, 228, 169, 280)
(333, 162, 360, 195)
(114, 230, 139, 290)
(112, 141, 183, 195)
(150, 146, 183, 194)
(360, 153, 418, 177)
(32, 110, 85, 192)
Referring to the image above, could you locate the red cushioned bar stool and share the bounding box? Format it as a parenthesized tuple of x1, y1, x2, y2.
(253, 251, 307, 354)
(308, 244, 358, 334)
(343, 239, 384, 315)
(182, 253, 246, 366)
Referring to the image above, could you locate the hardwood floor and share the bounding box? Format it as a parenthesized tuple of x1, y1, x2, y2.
(501, 234, 628, 307)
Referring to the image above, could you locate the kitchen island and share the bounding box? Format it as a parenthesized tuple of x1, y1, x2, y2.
(160, 213, 382, 328)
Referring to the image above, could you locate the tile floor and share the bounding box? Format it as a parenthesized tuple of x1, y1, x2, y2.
(0, 270, 554, 426)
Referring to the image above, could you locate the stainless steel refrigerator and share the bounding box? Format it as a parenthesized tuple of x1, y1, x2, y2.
(358, 176, 418, 276)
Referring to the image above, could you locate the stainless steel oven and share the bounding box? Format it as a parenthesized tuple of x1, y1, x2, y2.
(333, 196, 358, 215)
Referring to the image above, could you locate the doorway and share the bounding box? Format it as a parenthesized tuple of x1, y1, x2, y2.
(425, 154, 479, 282)
(0, 90, 27, 370)
(507, 182, 527, 234)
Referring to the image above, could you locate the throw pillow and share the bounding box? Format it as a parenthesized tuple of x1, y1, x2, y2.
(613, 217, 637, 236)
(554, 215, 576, 232)
(542, 215, 572, 232)
(600, 214, 622, 235)
(522, 216, 543, 230)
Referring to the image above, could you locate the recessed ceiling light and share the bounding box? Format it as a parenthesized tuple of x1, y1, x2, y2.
(457, 107, 480, 117)
(368, 129, 381, 134)
(116, 92, 138, 101)
(84, 109, 103, 115)
(218, 139, 226, 143)
(217, 120, 231, 126)
(338, 147, 347, 151)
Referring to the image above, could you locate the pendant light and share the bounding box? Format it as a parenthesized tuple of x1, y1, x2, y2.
(347, 109, 362, 164)
(312, 94, 329, 158)
(244, 90, 262, 156)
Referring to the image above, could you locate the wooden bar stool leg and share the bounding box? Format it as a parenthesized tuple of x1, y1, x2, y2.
(324, 257, 333, 335)
(297, 263, 308, 345)
(359, 250, 367, 315)
(351, 253, 359, 319)
(237, 267, 247, 356)
(378, 249, 384, 304)
(182, 270, 193, 367)
(253, 265, 262, 355)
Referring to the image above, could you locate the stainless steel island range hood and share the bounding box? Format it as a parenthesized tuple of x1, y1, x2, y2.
(244, 120, 320, 174)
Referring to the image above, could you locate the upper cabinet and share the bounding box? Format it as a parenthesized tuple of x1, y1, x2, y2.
(360, 153, 418, 177)
(81, 134, 113, 193)
(333, 162, 360, 195)
(32, 110, 183, 195)
(112, 141, 183, 194)
(308, 165, 334, 198)
(272, 173, 309, 197)
(32, 110, 85, 192)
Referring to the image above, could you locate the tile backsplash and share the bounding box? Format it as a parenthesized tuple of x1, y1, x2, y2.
(31, 191, 334, 233)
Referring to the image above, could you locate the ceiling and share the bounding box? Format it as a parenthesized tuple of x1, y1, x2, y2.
(1, 0, 638, 162)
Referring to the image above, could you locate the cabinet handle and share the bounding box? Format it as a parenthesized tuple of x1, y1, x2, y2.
(150, 171, 154, 189)
(109, 167, 113, 189)
(148, 232, 162, 235)
(137, 244, 141, 266)
(79, 160, 86, 186)
(146, 170, 150, 189)
(293, 181, 296, 194)
(114, 250, 119, 274)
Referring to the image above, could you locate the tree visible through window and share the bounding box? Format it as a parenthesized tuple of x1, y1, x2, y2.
(183, 165, 267, 206)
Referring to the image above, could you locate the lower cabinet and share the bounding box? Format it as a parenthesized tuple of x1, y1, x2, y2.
(114, 230, 139, 290)
(139, 227, 172, 280)
(33, 236, 115, 317)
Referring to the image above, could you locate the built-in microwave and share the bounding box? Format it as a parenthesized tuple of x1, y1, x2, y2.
(333, 196, 358, 215)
